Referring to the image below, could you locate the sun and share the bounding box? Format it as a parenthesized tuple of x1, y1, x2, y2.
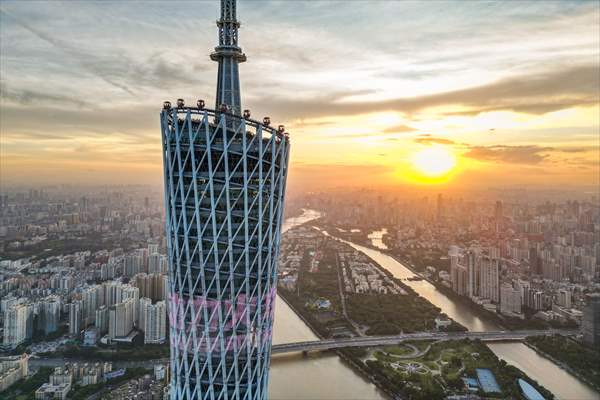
(411, 146, 456, 177)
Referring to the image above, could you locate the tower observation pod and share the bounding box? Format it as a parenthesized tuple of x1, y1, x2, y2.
(159, 1, 290, 399)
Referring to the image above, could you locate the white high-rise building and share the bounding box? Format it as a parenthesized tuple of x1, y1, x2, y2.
(122, 285, 139, 326)
(142, 300, 166, 344)
(3, 304, 29, 348)
(82, 286, 102, 327)
(108, 298, 135, 339)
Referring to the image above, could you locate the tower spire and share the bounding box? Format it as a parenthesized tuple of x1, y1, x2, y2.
(211, 0, 246, 116)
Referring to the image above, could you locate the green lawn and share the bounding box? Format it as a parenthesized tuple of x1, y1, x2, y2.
(364, 339, 554, 400)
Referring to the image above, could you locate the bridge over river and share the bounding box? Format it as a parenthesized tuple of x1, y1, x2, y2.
(270, 329, 577, 355)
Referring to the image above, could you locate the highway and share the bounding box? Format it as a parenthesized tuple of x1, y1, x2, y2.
(270, 329, 577, 355)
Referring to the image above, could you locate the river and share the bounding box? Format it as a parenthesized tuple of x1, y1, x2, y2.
(28, 212, 599, 399)
(269, 210, 386, 399)
(332, 228, 598, 400)
(271, 212, 598, 400)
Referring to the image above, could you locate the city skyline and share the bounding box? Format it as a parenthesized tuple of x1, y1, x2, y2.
(0, 2, 599, 399)
(1, 1, 599, 191)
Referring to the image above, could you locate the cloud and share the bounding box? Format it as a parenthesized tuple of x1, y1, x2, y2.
(0, 8, 204, 99)
(382, 124, 417, 133)
(255, 64, 599, 121)
(414, 136, 456, 145)
(0, 104, 157, 135)
(463, 145, 553, 164)
(0, 9, 135, 95)
(0, 83, 90, 108)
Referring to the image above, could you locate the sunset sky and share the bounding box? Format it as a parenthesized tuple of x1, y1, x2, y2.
(1, 1, 598, 192)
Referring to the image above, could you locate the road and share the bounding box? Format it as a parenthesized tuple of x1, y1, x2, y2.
(269, 328, 577, 354)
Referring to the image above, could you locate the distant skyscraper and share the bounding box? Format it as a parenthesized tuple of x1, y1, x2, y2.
(582, 293, 600, 347)
(160, 0, 290, 398)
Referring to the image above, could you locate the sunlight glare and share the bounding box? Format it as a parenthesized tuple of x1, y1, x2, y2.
(411, 146, 456, 177)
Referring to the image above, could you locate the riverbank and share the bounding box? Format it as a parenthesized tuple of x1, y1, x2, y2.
(340, 229, 571, 333)
(277, 224, 561, 399)
(307, 221, 600, 399)
(276, 290, 396, 400)
(524, 336, 600, 393)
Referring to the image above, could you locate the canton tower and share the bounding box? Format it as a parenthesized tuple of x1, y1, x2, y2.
(159, 0, 290, 398)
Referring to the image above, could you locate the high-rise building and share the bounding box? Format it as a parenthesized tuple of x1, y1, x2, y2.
(95, 305, 109, 335)
(82, 285, 101, 327)
(125, 254, 142, 277)
(500, 283, 521, 315)
(101, 263, 116, 281)
(558, 289, 572, 308)
(2, 304, 29, 349)
(69, 301, 82, 337)
(582, 293, 600, 347)
(449, 247, 467, 296)
(148, 253, 162, 274)
(480, 256, 499, 303)
(108, 299, 135, 339)
(139, 297, 151, 333)
(122, 285, 140, 326)
(141, 299, 166, 344)
(160, 0, 290, 398)
(0, 354, 29, 392)
(466, 251, 479, 299)
(39, 296, 61, 335)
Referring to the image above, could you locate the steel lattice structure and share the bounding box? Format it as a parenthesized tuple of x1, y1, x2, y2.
(160, 1, 290, 399)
